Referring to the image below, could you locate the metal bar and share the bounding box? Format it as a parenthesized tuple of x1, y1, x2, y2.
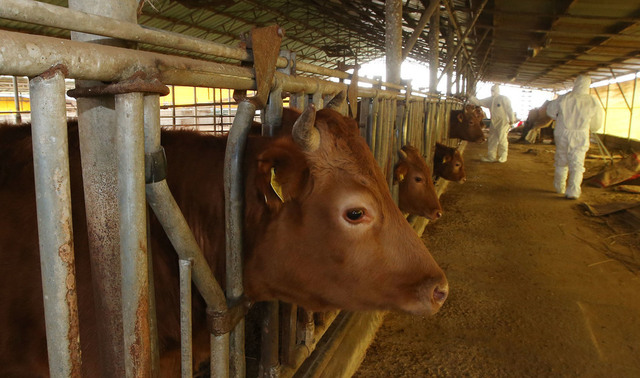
(429, 3, 439, 93)
(438, 0, 489, 85)
(12, 76, 21, 123)
(143, 95, 161, 377)
(30, 68, 82, 378)
(0, 0, 351, 78)
(385, 0, 403, 86)
(628, 76, 636, 141)
(180, 259, 194, 378)
(260, 301, 281, 378)
(115, 92, 152, 377)
(224, 100, 257, 378)
(69, 0, 136, 372)
(402, 0, 439, 60)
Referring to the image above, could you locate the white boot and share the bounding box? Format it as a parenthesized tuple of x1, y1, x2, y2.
(554, 166, 568, 194)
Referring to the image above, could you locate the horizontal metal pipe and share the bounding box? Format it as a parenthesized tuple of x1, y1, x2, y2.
(0, 0, 351, 78)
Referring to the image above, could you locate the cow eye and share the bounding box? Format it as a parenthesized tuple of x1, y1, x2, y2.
(345, 208, 365, 222)
(414, 176, 423, 183)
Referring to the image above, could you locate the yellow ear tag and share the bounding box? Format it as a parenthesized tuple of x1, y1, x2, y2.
(270, 167, 285, 203)
(398, 173, 405, 182)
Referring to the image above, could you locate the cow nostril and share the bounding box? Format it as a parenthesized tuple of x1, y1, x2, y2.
(460, 177, 467, 183)
(435, 211, 443, 219)
(433, 284, 448, 305)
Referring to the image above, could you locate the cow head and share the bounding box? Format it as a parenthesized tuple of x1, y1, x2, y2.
(434, 143, 466, 183)
(393, 145, 443, 220)
(449, 109, 486, 142)
(245, 105, 448, 316)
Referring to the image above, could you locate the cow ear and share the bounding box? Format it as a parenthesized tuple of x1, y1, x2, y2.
(394, 161, 408, 184)
(457, 113, 464, 123)
(442, 155, 451, 164)
(256, 143, 309, 212)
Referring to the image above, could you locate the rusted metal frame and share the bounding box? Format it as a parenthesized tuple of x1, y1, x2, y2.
(144, 98, 230, 378)
(179, 259, 194, 377)
(402, 0, 440, 60)
(438, 0, 488, 86)
(29, 67, 82, 378)
(0, 30, 351, 99)
(115, 91, 152, 377)
(0, 0, 352, 79)
(68, 0, 136, 374)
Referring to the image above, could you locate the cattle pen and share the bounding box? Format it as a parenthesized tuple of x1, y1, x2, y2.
(1, 0, 639, 377)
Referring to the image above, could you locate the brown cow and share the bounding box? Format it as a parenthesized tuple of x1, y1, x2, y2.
(517, 100, 554, 143)
(433, 143, 466, 182)
(393, 145, 443, 220)
(0, 106, 448, 376)
(449, 109, 486, 142)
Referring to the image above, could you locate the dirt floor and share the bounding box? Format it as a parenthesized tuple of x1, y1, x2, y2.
(354, 134, 640, 377)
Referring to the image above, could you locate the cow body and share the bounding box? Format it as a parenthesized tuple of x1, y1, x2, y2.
(0, 107, 447, 376)
(433, 143, 466, 182)
(393, 145, 442, 220)
(449, 109, 486, 142)
(518, 100, 554, 143)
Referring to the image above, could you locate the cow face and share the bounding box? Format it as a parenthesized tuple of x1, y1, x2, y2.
(434, 143, 466, 183)
(245, 106, 448, 316)
(449, 109, 486, 142)
(393, 145, 443, 220)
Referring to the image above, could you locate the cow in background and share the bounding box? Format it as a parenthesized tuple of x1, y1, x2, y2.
(434, 143, 466, 182)
(393, 145, 443, 221)
(449, 109, 486, 142)
(0, 106, 448, 376)
(516, 100, 555, 143)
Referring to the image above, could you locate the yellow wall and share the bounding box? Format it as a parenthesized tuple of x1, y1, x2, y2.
(592, 77, 640, 141)
(0, 96, 30, 112)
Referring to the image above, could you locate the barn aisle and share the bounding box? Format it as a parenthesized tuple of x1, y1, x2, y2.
(354, 138, 640, 377)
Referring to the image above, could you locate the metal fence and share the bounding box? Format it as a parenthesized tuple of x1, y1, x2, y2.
(0, 1, 463, 377)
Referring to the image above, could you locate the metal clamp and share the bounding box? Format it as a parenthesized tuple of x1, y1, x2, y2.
(207, 298, 253, 336)
(67, 71, 170, 98)
(144, 147, 167, 184)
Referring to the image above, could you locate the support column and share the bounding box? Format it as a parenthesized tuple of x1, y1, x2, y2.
(385, 0, 403, 86)
(12, 76, 21, 123)
(68, 0, 138, 376)
(429, 5, 440, 93)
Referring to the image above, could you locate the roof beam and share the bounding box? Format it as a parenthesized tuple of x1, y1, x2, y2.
(402, 0, 440, 60)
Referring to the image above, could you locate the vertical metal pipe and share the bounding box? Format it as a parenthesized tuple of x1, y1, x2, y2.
(116, 92, 152, 377)
(69, 0, 136, 374)
(172, 85, 177, 127)
(143, 95, 161, 377)
(385, 0, 402, 86)
(263, 85, 283, 136)
(180, 259, 194, 378)
(12, 76, 22, 123)
(30, 69, 82, 378)
(627, 76, 636, 141)
(429, 5, 440, 93)
(259, 301, 280, 378)
(224, 100, 256, 378)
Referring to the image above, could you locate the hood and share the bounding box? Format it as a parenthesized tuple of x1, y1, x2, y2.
(491, 84, 500, 96)
(572, 75, 591, 95)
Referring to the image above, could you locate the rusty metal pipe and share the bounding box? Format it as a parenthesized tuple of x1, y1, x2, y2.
(224, 100, 256, 377)
(179, 259, 193, 378)
(116, 92, 152, 376)
(29, 68, 82, 378)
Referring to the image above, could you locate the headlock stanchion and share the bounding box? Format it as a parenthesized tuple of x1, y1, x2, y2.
(0, 5, 470, 375)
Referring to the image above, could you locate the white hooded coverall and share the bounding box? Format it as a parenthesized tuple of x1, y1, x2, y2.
(546, 75, 604, 199)
(471, 84, 515, 162)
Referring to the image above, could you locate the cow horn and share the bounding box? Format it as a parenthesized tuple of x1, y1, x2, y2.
(398, 147, 408, 160)
(292, 103, 319, 152)
(325, 90, 346, 110)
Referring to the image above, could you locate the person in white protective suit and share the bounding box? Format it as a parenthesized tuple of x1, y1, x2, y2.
(546, 74, 604, 199)
(470, 84, 516, 162)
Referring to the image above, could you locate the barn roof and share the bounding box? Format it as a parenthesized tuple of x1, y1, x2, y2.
(1, 0, 638, 90)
